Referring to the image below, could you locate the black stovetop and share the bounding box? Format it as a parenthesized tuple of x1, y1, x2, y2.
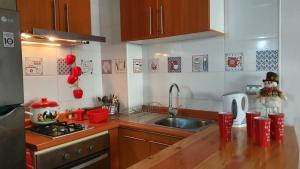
(28, 122, 90, 139)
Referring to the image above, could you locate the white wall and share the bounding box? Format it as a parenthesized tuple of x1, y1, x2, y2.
(280, 0, 300, 140)
(22, 0, 103, 111)
(143, 0, 279, 112)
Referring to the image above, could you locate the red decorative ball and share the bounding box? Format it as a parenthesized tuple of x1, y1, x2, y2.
(67, 75, 78, 84)
(65, 54, 76, 65)
(73, 88, 83, 99)
(72, 66, 82, 77)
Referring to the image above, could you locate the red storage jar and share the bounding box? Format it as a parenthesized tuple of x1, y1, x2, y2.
(73, 109, 85, 121)
(87, 108, 109, 123)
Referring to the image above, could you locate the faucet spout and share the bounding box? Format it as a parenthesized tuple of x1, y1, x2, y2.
(168, 83, 180, 118)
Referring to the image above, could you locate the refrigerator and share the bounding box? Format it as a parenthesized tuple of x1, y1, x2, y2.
(0, 9, 25, 169)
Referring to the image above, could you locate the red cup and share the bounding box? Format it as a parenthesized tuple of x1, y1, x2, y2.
(246, 112, 261, 138)
(218, 112, 233, 141)
(268, 113, 284, 142)
(73, 109, 85, 121)
(254, 117, 271, 148)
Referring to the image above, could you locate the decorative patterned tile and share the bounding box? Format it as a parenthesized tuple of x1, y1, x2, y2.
(57, 58, 71, 75)
(225, 53, 243, 71)
(114, 59, 127, 73)
(81, 59, 93, 75)
(133, 59, 143, 73)
(256, 50, 279, 72)
(102, 60, 112, 74)
(192, 55, 208, 72)
(150, 58, 159, 73)
(168, 57, 181, 73)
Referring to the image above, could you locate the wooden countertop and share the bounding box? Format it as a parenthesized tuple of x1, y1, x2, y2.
(26, 112, 192, 151)
(26, 112, 299, 169)
(129, 125, 299, 169)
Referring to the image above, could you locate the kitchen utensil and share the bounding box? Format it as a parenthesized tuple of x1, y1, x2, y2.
(87, 108, 109, 123)
(65, 54, 76, 65)
(254, 117, 271, 148)
(218, 112, 233, 141)
(25, 98, 60, 125)
(268, 113, 284, 142)
(223, 92, 249, 127)
(73, 88, 83, 99)
(73, 109, 85, 121)
(246, 112, 261, 138)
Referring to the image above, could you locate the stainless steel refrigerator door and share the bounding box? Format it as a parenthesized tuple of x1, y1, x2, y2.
(0, 9, 24, 106)
(0, 106, 25, 169)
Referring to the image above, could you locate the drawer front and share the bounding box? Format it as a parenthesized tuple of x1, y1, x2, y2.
(36, 133, 109, 169)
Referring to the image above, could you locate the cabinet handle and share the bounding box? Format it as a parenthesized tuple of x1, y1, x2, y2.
(160, 5, 164, 34)
(65, 3, 70, 32)
(149, 7, 152, 35)
(149, 141, 170, 147)
(123, 136, 146, 142)
(53, 0, 57, 30)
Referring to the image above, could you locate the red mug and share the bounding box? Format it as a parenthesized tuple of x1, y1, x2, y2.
(218, 112, 233, 141)
(268, 113, 284, 142)
(246, 112, 261, 138)
(254, 117, 271, 148)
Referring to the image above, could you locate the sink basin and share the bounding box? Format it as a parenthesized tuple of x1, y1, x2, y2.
(154, 117, 214, 131)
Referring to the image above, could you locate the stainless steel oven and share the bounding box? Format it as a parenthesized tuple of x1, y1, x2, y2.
(32, 131, 109, 169)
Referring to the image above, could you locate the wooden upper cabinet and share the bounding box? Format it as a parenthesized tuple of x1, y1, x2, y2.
(17, 0, 58, 33)
(58, 0, 91, 35)
(17, 0, 91, 35)
(158, 0, 209, 37)
(120, 0, 224, 42)
(120, 0, 158, 41)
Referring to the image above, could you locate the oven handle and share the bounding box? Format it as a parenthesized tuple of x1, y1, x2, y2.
(70, 153, 108, 169)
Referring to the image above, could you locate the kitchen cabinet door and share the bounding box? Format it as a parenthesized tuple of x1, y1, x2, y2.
(119, 134, 150, 169)
(120, 0, 158, 41)
(158, 0, 210, 37)
(58, 0, 91, 35)
(17, 0, 58, 33)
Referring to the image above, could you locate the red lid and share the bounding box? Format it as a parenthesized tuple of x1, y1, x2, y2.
(31, 98, 58, 108)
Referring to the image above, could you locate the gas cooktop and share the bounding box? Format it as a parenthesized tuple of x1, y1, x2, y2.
(28, 122, 93, 139)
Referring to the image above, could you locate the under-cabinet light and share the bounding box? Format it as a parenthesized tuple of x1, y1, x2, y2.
(21, 41, 61, 47)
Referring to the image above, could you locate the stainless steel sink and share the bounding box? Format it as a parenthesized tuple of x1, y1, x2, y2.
(154, 117, 214, 131)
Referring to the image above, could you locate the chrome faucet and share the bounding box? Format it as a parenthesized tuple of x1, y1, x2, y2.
(168, 83, 180, 118)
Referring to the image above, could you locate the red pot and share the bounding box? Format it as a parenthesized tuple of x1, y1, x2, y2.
(65, 54, 76, 65)
(72, 66, 82, 77)
(67, 75, 78, 84)
(73, 88, 83, 99)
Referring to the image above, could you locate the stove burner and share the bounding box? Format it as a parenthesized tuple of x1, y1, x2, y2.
(28, 122, 88, 139)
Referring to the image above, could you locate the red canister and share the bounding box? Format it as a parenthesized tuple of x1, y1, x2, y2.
(73, 109, 85, 121)
(218, 112, 233, 141)
(246, 112, 261, 138)
(268, 113, 284, 142)
(254, 117, 271, 148)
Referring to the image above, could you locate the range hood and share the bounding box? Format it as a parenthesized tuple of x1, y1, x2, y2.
(21, 28, 106, 46)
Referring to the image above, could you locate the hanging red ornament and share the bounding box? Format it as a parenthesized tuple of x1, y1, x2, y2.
(65, 54, 76, 65)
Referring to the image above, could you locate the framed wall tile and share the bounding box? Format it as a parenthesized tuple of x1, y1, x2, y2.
(81, 59, 93, 75)
(256, 50, 279, 72)
(192, 55, 208, 72)
(133, 59, 143, 73)
(102, 60, 112, 74)
(150, 58, 159, 73)
(25, 57, 43, 76)
(168, 57, 181, 73)
(115, 59, 126, 73)
(225, 52, 243, 71)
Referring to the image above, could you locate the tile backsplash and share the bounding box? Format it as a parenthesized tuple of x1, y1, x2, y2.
(22, 42, 103, 111)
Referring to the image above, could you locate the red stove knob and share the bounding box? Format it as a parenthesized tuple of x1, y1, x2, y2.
(63, 153, 71, 160)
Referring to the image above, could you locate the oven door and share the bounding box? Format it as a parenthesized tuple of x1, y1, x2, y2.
(58, 151, 109, 169)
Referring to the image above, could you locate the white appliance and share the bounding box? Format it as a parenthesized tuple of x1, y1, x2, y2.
(223, 93, 249, 127)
